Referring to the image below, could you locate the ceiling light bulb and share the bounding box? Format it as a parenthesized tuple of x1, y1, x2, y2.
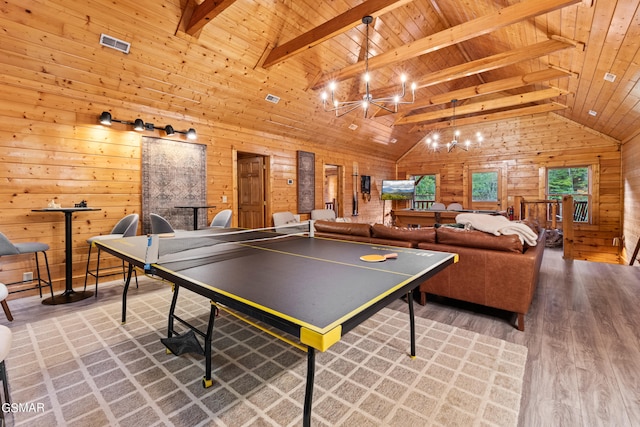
(99, 111, 112, 125)
(321, 92, 327, 100)
(133, 119, 144, 131)
(329, 82, 336, 91)
(364, 73, 370, 82)
(400, 74, 407, 83)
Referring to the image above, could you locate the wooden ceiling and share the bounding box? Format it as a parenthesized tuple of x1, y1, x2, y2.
(8, 0, 637, 160)
(171, 0, 639, 158)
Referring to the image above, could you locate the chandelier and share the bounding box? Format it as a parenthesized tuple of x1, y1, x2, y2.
(321, 16, 416, 118)
(424, 99, 483, 152)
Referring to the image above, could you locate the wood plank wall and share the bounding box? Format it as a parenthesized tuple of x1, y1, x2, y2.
(0, 101, 395, 297)
(622, 134, 640, 265)
(397, 112, 623, 264)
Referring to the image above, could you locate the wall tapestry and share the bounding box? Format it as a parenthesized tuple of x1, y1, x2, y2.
(297, 150, 315, 213)
(142, 137, 207, 234)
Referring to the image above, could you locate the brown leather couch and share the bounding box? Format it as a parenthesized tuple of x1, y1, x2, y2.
(313, 220, 545, 331)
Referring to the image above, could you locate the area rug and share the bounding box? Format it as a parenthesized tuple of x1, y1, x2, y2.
(3, 280, 527, 427)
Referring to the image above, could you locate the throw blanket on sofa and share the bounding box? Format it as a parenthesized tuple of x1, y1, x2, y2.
(456, 213, 538, 246)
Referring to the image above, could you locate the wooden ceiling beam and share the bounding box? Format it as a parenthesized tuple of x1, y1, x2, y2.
(422, 68, 570, 109)
(371, 42, 575, 118)
(262, 0, 413, 68)
(377, 67, 571, 119)
(185, 0, 238, 36)
(409, 103, 568, 133)
(400, 103, 567, 160)
(395, 88, 568, 125)
(370, 38, 577, 104)
(312, 0, 582, 90)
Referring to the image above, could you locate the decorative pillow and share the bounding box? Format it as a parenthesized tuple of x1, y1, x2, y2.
(313, 220, 371, 237)
(371, 224, 436, 244)
(519, 218, 541, 234)
(436, 226, 523, 253)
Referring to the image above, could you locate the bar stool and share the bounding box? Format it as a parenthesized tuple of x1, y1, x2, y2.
(0, 324, 12, 407)
(84, 214, 139, 297)
(0, 284, 12, 322)
(0, 232, 53, 299)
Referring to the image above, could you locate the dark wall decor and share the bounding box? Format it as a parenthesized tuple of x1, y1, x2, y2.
(297, 150, 315, 213)
(142, 137, 207, 233)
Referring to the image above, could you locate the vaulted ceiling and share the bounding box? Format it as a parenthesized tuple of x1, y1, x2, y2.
(169, 0, 638, 159)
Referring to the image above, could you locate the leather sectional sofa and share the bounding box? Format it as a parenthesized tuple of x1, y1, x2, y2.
(313, 220, 545, 331)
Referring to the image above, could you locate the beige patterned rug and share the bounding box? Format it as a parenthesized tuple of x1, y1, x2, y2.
(3, 278, 527, 426)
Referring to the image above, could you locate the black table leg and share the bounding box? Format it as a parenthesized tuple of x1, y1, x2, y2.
(303, 347, 316, 427)
(192, 208, 199, 230)
(408, 290, 416, 357)
(42, 211, 93, 305)
(121, 263, 134, 324)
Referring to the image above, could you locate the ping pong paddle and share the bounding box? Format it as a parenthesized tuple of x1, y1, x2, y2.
(359, 253, 398, 262)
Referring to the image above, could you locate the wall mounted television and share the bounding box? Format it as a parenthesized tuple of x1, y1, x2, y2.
(380, 180, 415, 200)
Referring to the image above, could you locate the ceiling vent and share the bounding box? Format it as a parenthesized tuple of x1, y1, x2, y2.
(604, 72, 616, 82)
(348, 124, 358, 130)
(99, 34, 131, 54)
(265, 94, 280, 104)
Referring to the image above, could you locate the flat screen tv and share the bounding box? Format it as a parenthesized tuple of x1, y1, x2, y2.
(381, 179, 415, 200)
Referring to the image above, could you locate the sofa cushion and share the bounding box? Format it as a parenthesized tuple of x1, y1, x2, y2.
(436, 226, 523, 253)
(371, 224, 436, 244)
(314, 220, 371, 237)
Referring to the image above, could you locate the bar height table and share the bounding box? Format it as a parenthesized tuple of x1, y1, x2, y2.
(174, 205, 216, 230)
(32, 207, 101, 305)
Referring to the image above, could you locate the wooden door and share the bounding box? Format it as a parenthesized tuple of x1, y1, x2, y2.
(466, 166, 506, 212)
(237, 155, 265, 228)
(323, 164, 341, 215)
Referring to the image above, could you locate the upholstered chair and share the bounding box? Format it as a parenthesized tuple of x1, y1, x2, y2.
(210, 209, 232, 228)
(0, 232, 53, 299)
(84, 214, 139, 297)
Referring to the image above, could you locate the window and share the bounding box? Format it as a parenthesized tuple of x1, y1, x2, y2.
(411, 174, 436, 209)
(547, 166, 590, 222)
(471, 171, 498, 202)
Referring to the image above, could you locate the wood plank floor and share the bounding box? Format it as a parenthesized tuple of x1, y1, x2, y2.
(388, 247, 640, 427)
(4, 247, 639, 426)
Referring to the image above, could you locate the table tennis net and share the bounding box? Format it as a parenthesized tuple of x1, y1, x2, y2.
(148, 220, 313, 265)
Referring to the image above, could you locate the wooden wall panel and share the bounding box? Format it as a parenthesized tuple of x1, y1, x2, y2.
(398, 112, 623, 264)
(622, 134, 640, 265)
(0, 90, 395, 296)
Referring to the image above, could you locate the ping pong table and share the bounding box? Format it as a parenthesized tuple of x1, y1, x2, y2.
(95, 225, 457, 426)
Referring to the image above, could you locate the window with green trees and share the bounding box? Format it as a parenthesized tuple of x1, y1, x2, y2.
(547, 166, 590, 222)
(471, 171, 498, 201)
(411, 174, 436, 209)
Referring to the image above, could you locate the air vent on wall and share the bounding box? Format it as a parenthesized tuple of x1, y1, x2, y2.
(99, 33, 131, 54)
(265, 94, 280, 104)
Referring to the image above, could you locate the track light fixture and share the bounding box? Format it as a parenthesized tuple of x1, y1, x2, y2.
(98, 112, 197, 140)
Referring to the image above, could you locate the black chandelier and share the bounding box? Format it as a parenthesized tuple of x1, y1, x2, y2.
(321, 16, 416, 118)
